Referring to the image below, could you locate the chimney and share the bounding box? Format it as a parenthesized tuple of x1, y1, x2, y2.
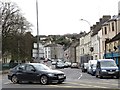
(99, 18, 102, 22)
(102, 15, 111, 20)
(96, 22, 99, 25)
(99, 15, 111, 23)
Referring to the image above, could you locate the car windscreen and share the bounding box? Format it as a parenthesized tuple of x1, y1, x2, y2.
(100, 61, 117, 67)
(34, 64, 51, 71)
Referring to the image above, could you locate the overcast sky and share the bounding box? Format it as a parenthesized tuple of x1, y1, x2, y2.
(6, 0, 120, 35)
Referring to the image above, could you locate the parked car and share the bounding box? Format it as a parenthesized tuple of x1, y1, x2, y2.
(71, 62, 79, 68)
(56, 62, 64, 69)
(52, 61, 56, 65)
(95, 59, 119, 79)
(8, 63, 66, 84)
(64, 61, 71, 68)
(87, 60, 97, 74)
(81, 63, 88, 72)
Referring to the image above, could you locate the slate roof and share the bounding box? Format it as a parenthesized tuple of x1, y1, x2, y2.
(44, 44, 62, 47)
(91, 15, 111, 36)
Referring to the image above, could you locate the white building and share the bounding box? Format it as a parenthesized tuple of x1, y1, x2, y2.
(32, 43, 44, 61)
(44, 46, 51, 59)
(44, 44, 64, 60)
(79, 32, 91, 64)
(101, 15, 120, 58)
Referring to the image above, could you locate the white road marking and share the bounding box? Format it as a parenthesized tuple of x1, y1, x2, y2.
(66, 82, 108, 88)
(78, 73, 82, 79)
(49, 82, 108, 88)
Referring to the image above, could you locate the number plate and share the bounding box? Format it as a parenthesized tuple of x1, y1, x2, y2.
(108, 72, 114, 74)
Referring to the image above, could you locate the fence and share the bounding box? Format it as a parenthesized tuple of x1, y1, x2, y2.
(2, 63, 18, 70)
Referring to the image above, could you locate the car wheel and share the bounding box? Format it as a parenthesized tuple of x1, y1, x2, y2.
(96, 75, 98, 78)
(100, 75, 103, 79)
(40, 75, 48, 85)
(95, 73, 98, 78)
(11, 75, 19, 84)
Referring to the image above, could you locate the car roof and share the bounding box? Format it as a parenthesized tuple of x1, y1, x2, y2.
(97, 59, 114, 62)
(25, 63, 43, 66)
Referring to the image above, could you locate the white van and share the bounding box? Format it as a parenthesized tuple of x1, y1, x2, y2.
(87, 60, 97, 74)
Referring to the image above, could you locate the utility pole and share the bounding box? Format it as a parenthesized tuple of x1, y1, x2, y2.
(36, 0, 39, 62)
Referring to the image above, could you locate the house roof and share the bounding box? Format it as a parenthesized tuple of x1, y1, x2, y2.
(91, 15, 111, 37)
(44, 44, 62, 47)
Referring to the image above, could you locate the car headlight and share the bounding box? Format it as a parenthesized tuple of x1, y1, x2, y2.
(116, 69, 119, 72)
(48, 73, 55, 76)
(101, 70, 106, 72)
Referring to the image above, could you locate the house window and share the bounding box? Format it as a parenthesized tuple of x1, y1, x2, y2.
(104, 27, 107, 35)
(82, 48, 84, 54)
(112, 22, 114, 31)
(109, 43, 113, 52)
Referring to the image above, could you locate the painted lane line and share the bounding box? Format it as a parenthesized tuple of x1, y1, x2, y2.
(78, 80, 118, 86)
(66, 82, 108, 88)
(78, 73, 82, 79)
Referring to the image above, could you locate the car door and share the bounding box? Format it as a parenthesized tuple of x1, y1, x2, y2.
(25, 65, 39, 81)
(16, 64, 26, 81)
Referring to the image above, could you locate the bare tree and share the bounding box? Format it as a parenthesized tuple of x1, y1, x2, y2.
(1, 1, 33, 62)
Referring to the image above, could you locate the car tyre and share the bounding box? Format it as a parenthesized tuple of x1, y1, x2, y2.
(95, 73, 98, 78)
(96, 75, 98, 78)
(100, 75, 103, 79)
(40, 75, 48, 85)
(11, 75, 19, 84)
(116, 75, 119, 79)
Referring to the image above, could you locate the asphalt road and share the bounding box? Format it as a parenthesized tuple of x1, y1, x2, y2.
(1, 61, 120, 89)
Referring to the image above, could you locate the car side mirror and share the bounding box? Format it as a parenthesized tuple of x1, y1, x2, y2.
(31, 69, 36, 72)
(19, 67, 23, 71)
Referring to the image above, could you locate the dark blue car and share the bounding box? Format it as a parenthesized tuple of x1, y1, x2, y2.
(8, 63, 66, 84)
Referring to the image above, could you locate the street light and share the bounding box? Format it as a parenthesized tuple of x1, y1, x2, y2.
(80, 19, 91, 26)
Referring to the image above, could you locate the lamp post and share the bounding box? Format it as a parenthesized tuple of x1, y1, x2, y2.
(80, 19, 92, 60)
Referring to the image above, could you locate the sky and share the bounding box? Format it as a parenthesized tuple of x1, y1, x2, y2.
(4, 0, 120, 35)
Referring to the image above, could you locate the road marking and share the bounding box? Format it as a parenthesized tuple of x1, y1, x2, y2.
(49, 82, 108, 88)
(79, 80, 118, 86)
(49, 85, 91, 88)
(66, 82, 108, 88)
(78, 73, 82, 79)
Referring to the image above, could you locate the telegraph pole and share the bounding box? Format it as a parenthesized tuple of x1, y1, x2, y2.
(36, 0, 39, 62)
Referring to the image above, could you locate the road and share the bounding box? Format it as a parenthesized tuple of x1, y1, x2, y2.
(1, 61, 120, 89)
